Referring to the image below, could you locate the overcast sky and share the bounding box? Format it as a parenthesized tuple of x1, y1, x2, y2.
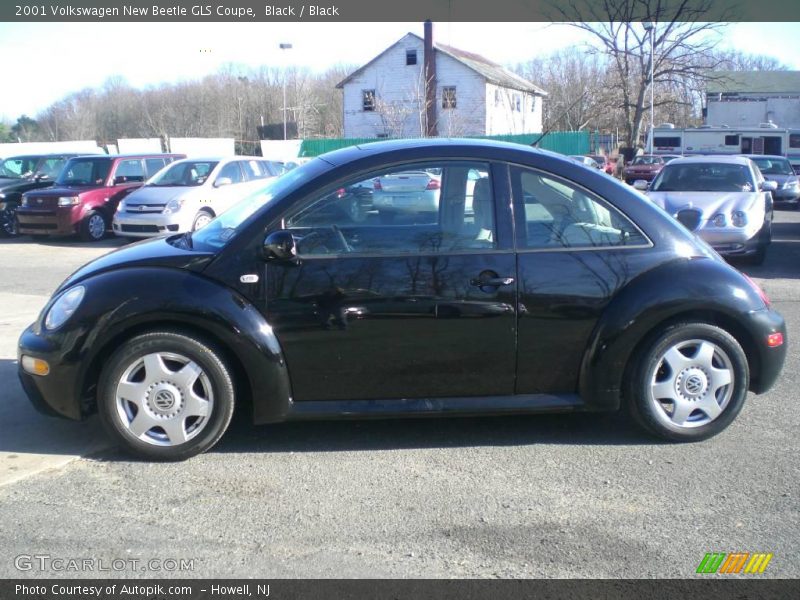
(1, 21, 798, 122)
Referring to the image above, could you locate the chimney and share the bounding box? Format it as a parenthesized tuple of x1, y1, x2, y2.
(423, 20, 437, 137)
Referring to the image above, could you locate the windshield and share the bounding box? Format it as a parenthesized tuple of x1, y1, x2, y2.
(0, 156, 39, 179)
(651, 163, 756, 193)
(752, 158, 794, 176)
(189, 158, 327, 251)
(56, 158, 112, 186)
(149, 160, 219, 187)
(631, 156, 660, 165)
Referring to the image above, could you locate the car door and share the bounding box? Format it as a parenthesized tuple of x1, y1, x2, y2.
(511, 165, 654, 394)
(210, 160, 247, 214)
(263, 160, 517, 403)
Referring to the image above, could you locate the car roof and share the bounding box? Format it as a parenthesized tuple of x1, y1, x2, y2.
(742, 154, 788, 161)
(664, 155, 753, 165)
(316, 138, 561, 167)
(68, 153, 184, 160)
(3, 153, 84, 160)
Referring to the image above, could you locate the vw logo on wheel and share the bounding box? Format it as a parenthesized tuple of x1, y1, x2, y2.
(685, 376, 704, 395)
(154, 390, 175, 411)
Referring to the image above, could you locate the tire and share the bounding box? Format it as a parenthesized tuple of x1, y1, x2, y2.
(345, 197, 366, 223)
(743, 219, 771, 266)
(98, 331, 235, 461)
(79, 210, 107, 242)
(625, 322, 749, 442)
(192, 210, 213, 231)
(0, 202, 19, 237)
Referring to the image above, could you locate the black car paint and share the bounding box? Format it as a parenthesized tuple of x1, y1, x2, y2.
(18, 140, 788, 425)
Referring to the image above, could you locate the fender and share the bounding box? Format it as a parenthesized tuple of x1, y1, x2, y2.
(579, 256, 768, 410)
(33, 267, 293, 423)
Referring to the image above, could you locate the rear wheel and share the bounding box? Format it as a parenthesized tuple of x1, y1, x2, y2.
(98, 331, 235, 461)
(79, 210, 107, 242)
(626, 322, 748, 442)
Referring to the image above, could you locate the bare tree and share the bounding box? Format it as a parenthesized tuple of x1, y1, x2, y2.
(552, 0, 734, 148)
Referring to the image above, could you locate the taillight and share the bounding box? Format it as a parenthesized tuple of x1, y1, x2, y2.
(335, 188, 345, 198)
(767, 332, 784, 347)
(373, 178, 382, 191)
(742, 274, 770, 307)
(425, 178, 440, 190)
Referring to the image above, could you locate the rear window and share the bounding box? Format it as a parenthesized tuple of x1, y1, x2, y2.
(56, 158, 112, 186)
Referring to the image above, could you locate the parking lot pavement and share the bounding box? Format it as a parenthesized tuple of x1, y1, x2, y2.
(0, 215, 798, 578)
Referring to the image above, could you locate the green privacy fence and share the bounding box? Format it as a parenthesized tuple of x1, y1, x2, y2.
(298, 131, 590, 158)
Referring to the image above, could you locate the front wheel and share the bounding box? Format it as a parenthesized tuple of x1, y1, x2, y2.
(98, 331, 235, 460)
(626, 322, 749, 442)
(79, 210, 107, 242)
(0, 202, 19, 236)
(192, 211, 213, 231)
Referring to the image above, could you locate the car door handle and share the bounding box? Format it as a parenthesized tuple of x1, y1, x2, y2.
(470, 273, 515, 287)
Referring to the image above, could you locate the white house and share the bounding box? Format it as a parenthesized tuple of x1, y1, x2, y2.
(706, 71, 800, 128)
(337, 24, 546, 139)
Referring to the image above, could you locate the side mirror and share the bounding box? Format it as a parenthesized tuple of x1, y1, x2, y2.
(214, 177, 233, 187)
(263, 230, 297, 261)
(633, 179, 649, 191)
(760, 180, 778, 192)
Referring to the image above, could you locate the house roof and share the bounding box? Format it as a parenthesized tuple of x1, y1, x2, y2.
(707, 71, 800, 94)
(336, 32, 547, 95)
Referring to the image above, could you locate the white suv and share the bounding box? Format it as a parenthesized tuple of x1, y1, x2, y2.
(112, 157, 281, 238)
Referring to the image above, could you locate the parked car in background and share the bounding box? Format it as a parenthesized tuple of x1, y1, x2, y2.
(372, 167, 443, 223)
(0, 153, 80, 236)
(742, 154, 800, 209)
(623, 155, 679, 184)
(569, 155, 602, 170)
(112, 157, 281, 238)
(588, 154, 615, 175)
(18, 139, 786, 460)
(16, 154, 184, 241)
(642, 156, 775, 264)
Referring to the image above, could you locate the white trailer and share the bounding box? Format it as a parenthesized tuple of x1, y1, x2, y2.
(649, 124, 800, 170)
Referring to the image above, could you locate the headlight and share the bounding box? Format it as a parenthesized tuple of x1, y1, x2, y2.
(711, 213, 727, 227)
(44, 286, 86, 330)
(783, 180, 799, 189)
(731, 211, 748, 228)
(21, 197, 29, 207)
(118, 200, 127, 212)
(164, 198, 186, 214)
(0, 192, 6, 199)
(57, 196, 79, 206)
(0, 201, 6, 211)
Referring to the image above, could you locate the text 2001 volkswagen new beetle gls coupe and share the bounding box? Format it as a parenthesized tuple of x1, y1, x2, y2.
(18, 140, 787, 460)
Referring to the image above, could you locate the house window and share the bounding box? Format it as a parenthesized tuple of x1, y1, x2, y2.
(530, 95, 536, 112)
(495, 89, 501, 107)
(790, 134, 800, 149)
(442, 86, 457, 109)
(406, 50, 417, 65)
(514, 95, 522, 112)
(362, 90, 376, 112)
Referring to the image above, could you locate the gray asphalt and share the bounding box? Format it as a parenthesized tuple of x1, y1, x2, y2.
(0, 213, 798, 579)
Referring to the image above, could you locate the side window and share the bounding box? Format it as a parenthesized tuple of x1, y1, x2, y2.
(514, 167, 648, 249)
(285, 161, 496, 256)
(242, 160, 276, 180)
(40, 158, 67, 179)
(217, 161, 244, 185)
(145, 158, 167, 178)
(114, 159, 145, 183)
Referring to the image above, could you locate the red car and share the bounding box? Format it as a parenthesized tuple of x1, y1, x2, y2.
(623, 155, 680, 185)
(588, 155, 615, 175)
(17, 154, 183, 241)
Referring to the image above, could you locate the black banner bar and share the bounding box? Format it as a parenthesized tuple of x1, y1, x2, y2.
(3, 0, 800, 22)
(2, 579, 799, 600)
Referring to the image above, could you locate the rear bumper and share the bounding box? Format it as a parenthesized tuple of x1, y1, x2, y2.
(17, 207, 78, 235)
(747, 308, 787, 394)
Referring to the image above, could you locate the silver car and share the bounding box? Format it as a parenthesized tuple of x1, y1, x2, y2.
(743, 154, 800, 208)
(642, 156, 776, 265)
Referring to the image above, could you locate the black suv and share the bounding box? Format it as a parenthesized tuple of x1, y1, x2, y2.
(0, 153, 80, 236)
(17, 140, 787, 460)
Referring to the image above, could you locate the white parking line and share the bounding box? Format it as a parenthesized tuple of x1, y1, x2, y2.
(0, 292, 109, 487)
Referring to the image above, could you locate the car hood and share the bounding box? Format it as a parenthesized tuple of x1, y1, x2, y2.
(56, 235, 216, 293)
(28, 185, 99, 196)
(125, 186, 193, 205)
(0, 178, 41, 193)
(647, 191, 757, 215)
(761, 174, 794, 185)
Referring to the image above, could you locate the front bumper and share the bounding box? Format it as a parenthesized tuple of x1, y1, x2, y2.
(17, 324, 84, 420)
(112, 211, 190, 238)
(772, 188, 800, 203)
(696, 225, 763, 257)
(16, 206, 78, 236)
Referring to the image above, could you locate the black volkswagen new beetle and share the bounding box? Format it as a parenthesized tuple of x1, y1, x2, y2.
(18, 140, 787, 460)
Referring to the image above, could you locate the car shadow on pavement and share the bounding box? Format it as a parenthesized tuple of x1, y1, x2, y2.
(0, 359, 109, 458)
(736, 221, 800, 281)
(210, 410, 659, 455)
(0, 236, 128, 249)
